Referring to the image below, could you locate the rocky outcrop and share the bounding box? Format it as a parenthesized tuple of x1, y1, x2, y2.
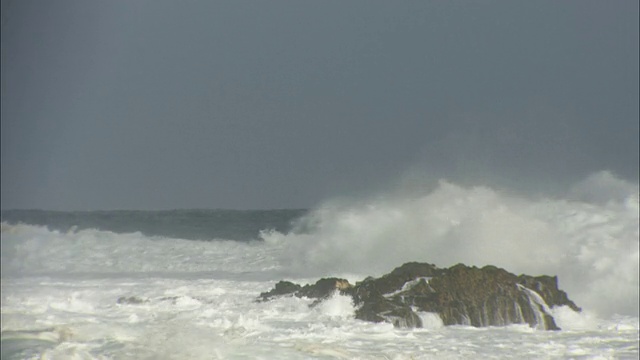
(258, 281, 302, 301)
(258, 262, 581, 330)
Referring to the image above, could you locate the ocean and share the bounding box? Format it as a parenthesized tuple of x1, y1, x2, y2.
(1, 180, 639, 359)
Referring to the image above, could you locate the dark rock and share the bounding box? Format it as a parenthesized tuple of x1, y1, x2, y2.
(159, 296, 180, 304)
(298, 278, 352, 299)
(518, 275, 581, 312)
(117, 296, 148, 305)
(354, 293, 422, 328)
(258, 262, 580, 331)
(412, 264, 561, 330)
(258, 280, 301, 301)
(258, 278, 353, 308)
(359, 262, 442, 296)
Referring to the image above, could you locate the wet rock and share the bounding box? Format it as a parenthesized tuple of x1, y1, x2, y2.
(518, 274, 581, 312)
(258, 280, 301, 301)
(358, 262, 442, 296)
(258, 278, 353, 307)
(259, 262, 580, 331)
(354, 293, 422, 328)
(410, 264, 561, 330)
(159, 296, 180, 304)
(298, 278, 352, 299)
(117, 296, 148, 305)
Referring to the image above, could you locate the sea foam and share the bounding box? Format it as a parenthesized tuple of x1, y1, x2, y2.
(1, 174, 638, 359)
(263, 171, 639, 318)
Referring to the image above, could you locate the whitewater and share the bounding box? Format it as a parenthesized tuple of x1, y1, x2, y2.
(1, 171, 638, 359)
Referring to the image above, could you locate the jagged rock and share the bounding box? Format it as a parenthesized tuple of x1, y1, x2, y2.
(357, 262, 442, 296)
(298, 278, 352, 299)
(258, 280, 301, 301)
(258, 262, 580, 331)
(354, 291, 422, 328)
(409, 264, 561, 329)
(518, 275, 581, 312)
(258, 278, 353, 303)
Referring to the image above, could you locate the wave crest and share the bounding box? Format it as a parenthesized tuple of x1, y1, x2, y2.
(263, 172, 639, 318)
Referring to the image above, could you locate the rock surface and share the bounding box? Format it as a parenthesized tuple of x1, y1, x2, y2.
(116, 296, 148, 305)
(258, 262, 581, 330)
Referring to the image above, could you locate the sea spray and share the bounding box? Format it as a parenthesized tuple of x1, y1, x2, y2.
(262, 171, 639, 318)
(1, 173, 638, 358)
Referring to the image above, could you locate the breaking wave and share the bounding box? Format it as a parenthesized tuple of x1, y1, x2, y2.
(263, 171, 639, 318)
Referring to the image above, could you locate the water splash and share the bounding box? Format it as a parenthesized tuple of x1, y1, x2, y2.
(517, 284, 551, 330)
(264, 171, 639, 318)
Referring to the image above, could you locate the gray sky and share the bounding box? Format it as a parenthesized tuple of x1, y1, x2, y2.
(1, 0, 638, 210)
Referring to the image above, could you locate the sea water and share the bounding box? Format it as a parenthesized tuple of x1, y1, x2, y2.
(2, 174, 639, 359)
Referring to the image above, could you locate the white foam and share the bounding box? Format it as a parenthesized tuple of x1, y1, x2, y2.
(0, 223, 284, 277)
(263, 171, 639, 318)
(552, 306, 603, 331)
(416, 311, 444, 329)
(516, 284, 552, 330)
(314, 293, 355, 320)
(385, 277, 431, 298)
(1, 274, 637, 359)
(1, 171, 638, 358)
(552, 306, 640, 332)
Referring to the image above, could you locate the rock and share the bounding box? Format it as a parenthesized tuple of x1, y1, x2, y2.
(258, 280, 301, 301)
(517, 274, 581, 312)
(354, 292, 422, 328)
(117, 296, 148, 305)
(357, 262, 442, 296)
(258, 262, 581, 330)
(159, 296, 180, 304)
(298, 278, 352, 299)
(410, 264, 561, 329)
(258, 278, 353, 307)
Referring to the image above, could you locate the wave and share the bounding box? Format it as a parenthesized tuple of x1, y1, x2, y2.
(262, 171, 639, 318)
(2, 171, 637, 319)
(0, 224, 283, 277)
(0, 209, 306, 241)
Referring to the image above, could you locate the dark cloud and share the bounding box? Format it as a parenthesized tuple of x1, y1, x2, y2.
(1, 0, 638, 210)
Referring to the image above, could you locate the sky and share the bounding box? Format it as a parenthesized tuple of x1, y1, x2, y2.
(1, 0, 638, 210)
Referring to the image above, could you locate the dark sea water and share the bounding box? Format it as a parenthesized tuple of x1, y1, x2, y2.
(0, 209, 308, 241)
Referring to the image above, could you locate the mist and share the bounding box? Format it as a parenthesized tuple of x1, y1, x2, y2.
(264, 171, 639, 318)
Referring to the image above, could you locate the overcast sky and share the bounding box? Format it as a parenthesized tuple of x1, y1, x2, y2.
(1, 0, 638, 210)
